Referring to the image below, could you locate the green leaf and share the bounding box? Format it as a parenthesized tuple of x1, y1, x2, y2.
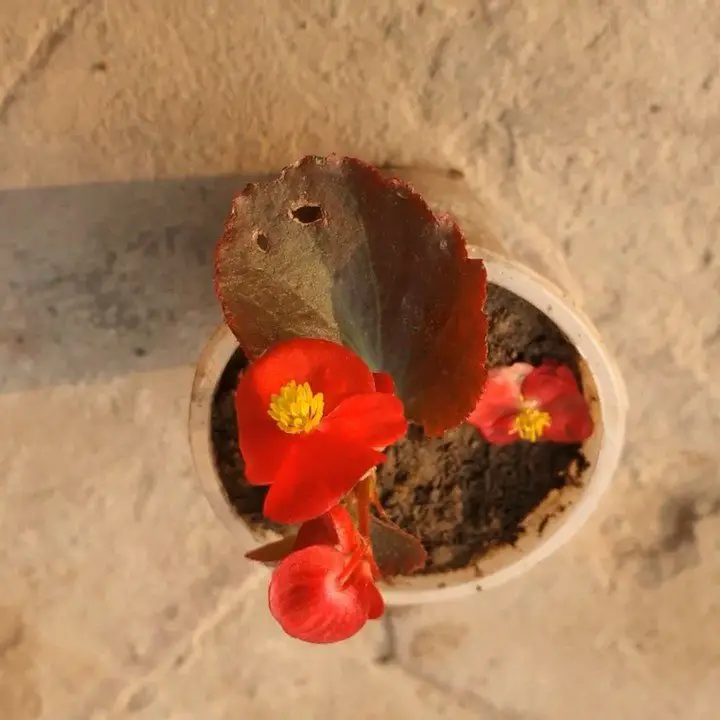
(215, 155, 488, 435)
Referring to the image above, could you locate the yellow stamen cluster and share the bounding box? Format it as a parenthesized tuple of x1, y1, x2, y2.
(268, 380, 324, 434)
(512, 406, 551, 442)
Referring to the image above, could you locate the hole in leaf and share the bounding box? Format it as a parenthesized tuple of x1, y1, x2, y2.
(254, 231, 270, 252)
(291, 205, 323, 224)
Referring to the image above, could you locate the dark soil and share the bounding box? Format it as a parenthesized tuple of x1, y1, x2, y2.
(210, 284, 589, 574)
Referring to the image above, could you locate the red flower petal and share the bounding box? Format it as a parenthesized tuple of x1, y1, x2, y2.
(542, 395, 594, 443)
(235, 390, 296, 485)
(235, 338, 379, 486)
(480, 413, 524, 444)
(294, 507, 383, 613)
(245, 506, 362, 568)
(521, 362, 594, 443)
(466, 363, 530, 442)
(239, 337, 375, 417)
(355, 574, 385, 620)
(521, 362, 581, 407)
(294, 505, 358, 553)
(372, 372, 396, 394)
(263, 432, 384, 524)
(269, 545, 375, 644)
(322, 393, 408, 449)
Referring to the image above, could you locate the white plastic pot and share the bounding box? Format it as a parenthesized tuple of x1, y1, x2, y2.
(189, 249, 628, 605)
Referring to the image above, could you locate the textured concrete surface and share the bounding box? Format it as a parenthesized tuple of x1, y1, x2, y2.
(1, 1, 718, 718)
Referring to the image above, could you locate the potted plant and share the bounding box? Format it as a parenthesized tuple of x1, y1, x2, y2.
(189, 155, 627, 643)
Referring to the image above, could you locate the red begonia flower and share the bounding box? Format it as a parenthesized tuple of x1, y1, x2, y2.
(268, 505, 384, 644)
(235, 338, 407, 524)
(468, 360, 594, 445)
(372, 371, 396, 394)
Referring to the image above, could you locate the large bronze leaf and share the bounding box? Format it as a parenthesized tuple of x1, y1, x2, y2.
(214, 155, 487, 435)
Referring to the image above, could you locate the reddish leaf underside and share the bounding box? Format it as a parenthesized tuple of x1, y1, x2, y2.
(245, 535, 298, 565)
(368, 515, 428, 577)
(214, 155, 488, 435)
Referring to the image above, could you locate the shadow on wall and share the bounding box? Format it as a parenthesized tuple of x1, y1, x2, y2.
(0, 174, 266, 393)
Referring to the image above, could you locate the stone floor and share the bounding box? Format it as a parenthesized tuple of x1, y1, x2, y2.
(1, 1, 719, 718)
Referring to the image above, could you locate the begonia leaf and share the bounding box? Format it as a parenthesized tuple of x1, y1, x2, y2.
(215, 155, 488, 435)
(369, 515, 428, 577)
(245, 535, 297, 566)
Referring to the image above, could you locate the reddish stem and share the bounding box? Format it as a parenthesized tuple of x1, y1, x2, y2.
(355, 469, 374, 540)
(337, 544, 367, 588)
(369, 479, 391, 522)
(351, 469, 387, 580)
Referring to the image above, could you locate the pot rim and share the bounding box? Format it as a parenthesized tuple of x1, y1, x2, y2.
(189, 250, 628, 605)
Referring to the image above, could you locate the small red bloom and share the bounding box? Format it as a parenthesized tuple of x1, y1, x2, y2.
(268, 506, 384, 644)
(371, 371, 396, 394)
(235, 338, 407, 524)
(468, 360, 594, 445)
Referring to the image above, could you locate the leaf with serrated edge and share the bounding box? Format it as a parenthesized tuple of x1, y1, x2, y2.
(215, 155, 488, 435)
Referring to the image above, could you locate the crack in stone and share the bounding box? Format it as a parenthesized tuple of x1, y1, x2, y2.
(104, 570, 265, 719)
(396, 660, 529, 719)
(375, 611, 530, 719)
(0, 0, 96, 122)
(498, 110, 517, 172)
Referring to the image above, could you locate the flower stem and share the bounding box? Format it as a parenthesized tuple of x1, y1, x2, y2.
(353, 468, 385, 580)
(355, 468, 375, 540)
(337, 545, 366, 588)
(369, 476, 391, 522)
